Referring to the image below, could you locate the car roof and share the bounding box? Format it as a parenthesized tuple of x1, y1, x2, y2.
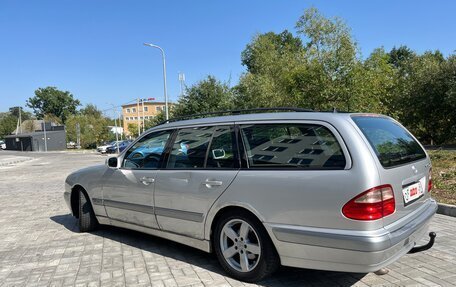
(147, 112, 380, 132)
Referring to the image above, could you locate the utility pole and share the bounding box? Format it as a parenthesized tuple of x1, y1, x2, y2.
(43, 120, 48, 152)
(76, 123, 81, 149)
(118, 109, 123, 140)
(136, 98, 140, 136)
(141, 99, 146, 133)
(18, 107, 22, 134)
(114, 117, 120, 154)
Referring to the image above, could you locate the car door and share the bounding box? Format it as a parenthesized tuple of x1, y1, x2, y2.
(102, 129, 173, 228)
(154, 124, 240, 239)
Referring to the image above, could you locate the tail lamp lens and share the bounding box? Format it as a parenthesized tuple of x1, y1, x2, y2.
(342, 185, 395, 221)
(428, 168, 432, 192)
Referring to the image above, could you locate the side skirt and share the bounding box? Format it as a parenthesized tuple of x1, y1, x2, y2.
(96, 215, 211, 253)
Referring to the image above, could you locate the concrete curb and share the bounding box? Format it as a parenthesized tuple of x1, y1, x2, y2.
(437, 203, 456, 217)
(0, 157, 32, 167)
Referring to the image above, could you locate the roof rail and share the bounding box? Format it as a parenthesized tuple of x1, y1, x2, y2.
(157, 107, 314, 125)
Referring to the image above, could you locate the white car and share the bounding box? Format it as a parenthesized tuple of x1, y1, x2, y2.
(0, 140, 5, 150)
(96, 141, 120, 154)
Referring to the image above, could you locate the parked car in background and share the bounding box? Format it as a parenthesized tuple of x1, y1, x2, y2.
(0, 140, 5, 150)
(97, 141, 121, 154)
(106, 140, 132, 154)
(65, 108, 437, 282)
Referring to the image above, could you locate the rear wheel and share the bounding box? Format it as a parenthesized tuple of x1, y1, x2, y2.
(78, 189, 98, 232)
(213, 211, 279, 282)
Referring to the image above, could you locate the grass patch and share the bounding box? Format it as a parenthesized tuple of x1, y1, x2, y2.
(428, 150, 456, 205)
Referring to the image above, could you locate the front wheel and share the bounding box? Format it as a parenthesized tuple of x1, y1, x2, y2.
(213, 211, 279, 282)
(78, 189, 98, 232)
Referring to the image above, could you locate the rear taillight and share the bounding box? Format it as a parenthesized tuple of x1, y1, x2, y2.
(428, 168, 432, 192)
(342, 185, 395, 221)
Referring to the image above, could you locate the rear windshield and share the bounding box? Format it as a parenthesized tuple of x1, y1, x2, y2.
(352, 116, 426, 168)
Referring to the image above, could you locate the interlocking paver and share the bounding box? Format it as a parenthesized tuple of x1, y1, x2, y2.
(1, 151, 455, 286)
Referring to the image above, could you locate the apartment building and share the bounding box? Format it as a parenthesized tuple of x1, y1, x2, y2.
(122, 101, 169, 136)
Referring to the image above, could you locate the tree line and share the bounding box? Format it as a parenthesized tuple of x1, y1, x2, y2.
(1, 8, 454, 146)
(161, 8, 456, 145)
(0, 87, 118, 148)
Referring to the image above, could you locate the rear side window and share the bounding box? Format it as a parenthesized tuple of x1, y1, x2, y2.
(352, 116, 426, 168)
(166, 125, 236, 169)
(167, 126, 214, 169)
(240, 123, 346, 169)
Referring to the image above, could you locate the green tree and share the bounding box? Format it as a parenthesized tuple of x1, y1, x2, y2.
(0, 114, 18, 138)
(80, 104, 103, 118)
(65, 104, 110, 148)
(9, 107, 32, 120)
(144, 110, 166, 130)
(235, 31, 304, 108)
(399, 51, 454, 144)
(172, 76, 234, 117)
(127, 123, 139, 138)
(235, 8, 362, 111)
(27, 87, 80, 123)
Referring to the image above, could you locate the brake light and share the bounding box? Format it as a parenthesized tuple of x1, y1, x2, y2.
(342, 185, 395, 221)
(428, 168, 432, 192)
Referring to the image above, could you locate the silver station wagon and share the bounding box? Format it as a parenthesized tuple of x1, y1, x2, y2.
(64, 108, 437, 282)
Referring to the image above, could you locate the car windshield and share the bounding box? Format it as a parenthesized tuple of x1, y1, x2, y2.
(352, 116, 426, 168)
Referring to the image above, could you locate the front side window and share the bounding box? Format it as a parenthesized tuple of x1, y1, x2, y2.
(240, 123, 346, 169)
(123, 130, 172, 169)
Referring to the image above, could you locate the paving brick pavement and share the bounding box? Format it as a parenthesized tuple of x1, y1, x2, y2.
(0, 151, 455, 286)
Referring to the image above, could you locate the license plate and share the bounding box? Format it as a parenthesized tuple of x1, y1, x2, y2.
(402, 177, 426, 204)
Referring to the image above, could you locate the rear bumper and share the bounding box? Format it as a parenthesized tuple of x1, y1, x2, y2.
(266, 199, 437, 272)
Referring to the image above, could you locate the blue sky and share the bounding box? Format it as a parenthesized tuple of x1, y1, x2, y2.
(1, 0, 455, 116)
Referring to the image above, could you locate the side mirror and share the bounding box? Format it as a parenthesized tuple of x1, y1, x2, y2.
(212, 149, 226, 159)
(107, 157, 118, 168)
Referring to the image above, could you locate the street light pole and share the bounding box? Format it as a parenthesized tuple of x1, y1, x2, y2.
(43, 120, 48, 152)
(107, 103, 120, 153)
(143, 43, 169, 120)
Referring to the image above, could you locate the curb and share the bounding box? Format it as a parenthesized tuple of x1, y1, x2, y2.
(0, 157, 32, 167)
(437, 203, 456, 217)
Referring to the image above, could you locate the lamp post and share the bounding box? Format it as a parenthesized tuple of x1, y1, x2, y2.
(143, 43, 169, 120)
(107, 103, 120, 153)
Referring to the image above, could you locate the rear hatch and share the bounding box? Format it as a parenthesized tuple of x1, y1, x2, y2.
(351, 115, 431, 227)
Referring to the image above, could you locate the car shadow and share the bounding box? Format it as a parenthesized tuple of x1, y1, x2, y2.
(50, 214, 367, 286)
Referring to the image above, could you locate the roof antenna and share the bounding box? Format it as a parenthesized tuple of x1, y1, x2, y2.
(332, 107, 338, 113)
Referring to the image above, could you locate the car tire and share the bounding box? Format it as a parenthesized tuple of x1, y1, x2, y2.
(213, 211, 279, 282)
(78, 189, 98, 232)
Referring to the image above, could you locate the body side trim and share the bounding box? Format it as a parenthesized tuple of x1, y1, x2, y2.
(103, 199, 155, 214)
(155, 207, 204, 223)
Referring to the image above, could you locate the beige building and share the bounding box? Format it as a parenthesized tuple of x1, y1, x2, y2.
(122, 101, 171, 136)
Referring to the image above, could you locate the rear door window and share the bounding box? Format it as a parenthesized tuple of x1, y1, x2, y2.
(167, 126, 214, 169)
(166, 125, 237, 169)
(352, 116, 426, 168)
(240, 123, 346, 169)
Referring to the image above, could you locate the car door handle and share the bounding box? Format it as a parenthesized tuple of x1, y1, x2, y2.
(204, 180, 223, 188)
(140, 177, 155, 185)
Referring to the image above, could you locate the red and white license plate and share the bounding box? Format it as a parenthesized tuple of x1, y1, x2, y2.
(402, 177, 426, 204)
